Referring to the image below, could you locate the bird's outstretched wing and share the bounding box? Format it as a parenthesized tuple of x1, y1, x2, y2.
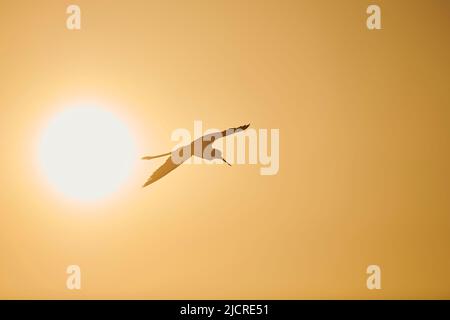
(221, 123, 250, 137)
(201, 124, 251, 144)
(142, 156, 181, 187)
(199, 124, 250, 146)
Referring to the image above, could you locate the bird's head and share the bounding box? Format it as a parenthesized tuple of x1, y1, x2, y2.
(212, 149, 231, 166)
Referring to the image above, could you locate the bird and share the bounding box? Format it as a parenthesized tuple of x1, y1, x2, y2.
(141, 124, 250, 187)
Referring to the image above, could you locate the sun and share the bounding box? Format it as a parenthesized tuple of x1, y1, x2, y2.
(37, 103, 137, 202)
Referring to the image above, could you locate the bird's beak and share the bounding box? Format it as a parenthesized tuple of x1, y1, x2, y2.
(222, 158, 232, 166)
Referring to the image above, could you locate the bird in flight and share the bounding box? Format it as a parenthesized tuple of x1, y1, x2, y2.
(141, 124, 250, 187)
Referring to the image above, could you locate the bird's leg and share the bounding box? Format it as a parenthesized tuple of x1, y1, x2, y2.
(222, 158, 232, 166)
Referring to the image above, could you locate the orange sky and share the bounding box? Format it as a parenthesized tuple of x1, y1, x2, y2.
(0, 0, 449, 299)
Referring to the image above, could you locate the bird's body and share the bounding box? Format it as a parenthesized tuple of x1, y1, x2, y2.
(141, 124, 250, 187)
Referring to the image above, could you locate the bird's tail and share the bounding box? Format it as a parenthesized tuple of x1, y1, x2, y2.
(141, 152, 171, 160)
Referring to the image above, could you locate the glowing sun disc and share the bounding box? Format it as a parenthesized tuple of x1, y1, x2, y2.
(37, 104, 137, 202)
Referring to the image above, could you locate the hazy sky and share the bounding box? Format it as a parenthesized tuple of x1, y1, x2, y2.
(0, 0, 449, 299)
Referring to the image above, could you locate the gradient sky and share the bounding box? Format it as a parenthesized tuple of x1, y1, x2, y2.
(0, 0, 449, 299)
